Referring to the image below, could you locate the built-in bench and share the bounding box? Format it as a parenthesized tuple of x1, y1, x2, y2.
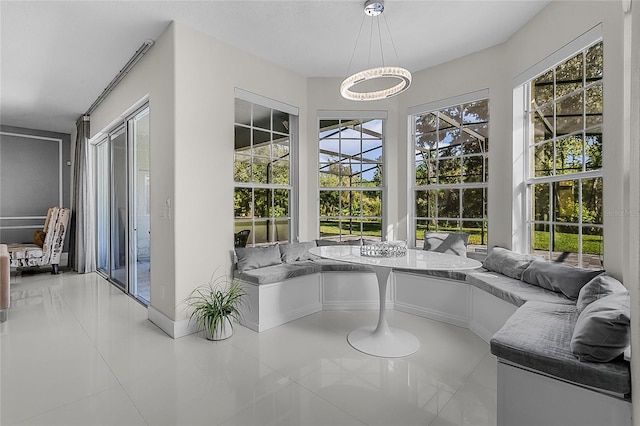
(233, 242, 631, 426)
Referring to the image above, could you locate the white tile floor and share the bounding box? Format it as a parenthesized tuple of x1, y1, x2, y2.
(1, 272, 497, 426)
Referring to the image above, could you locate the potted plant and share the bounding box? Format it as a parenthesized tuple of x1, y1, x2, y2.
(185, 272, 246, 340)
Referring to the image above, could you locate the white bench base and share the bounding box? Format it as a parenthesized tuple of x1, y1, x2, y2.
(393, 272, 517, 343)
(238, 274, 322, 332)
(321, 271, 390, 311)
(497, 361, 631, 426)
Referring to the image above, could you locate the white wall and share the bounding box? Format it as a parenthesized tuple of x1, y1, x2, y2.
(90, 23, 177, 320)
(89, 0, 635, 340)
(627, 0, 639, 421)
(307, 2, 628, 279)
(170, 23, 307, 321)
(304, 78, 399, 241)
(90, 21, 308, 326)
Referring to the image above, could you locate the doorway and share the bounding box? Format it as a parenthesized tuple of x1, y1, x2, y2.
(95, 105, 150, 304)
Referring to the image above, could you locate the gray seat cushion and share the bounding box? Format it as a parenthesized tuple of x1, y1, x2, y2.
(311, 258, 374, 273)
(490, 301, 631, 395)
(466, 271, 574, 307)
(233, 261, 321, 285)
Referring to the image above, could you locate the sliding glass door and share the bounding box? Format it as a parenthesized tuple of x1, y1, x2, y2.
(129, 108, 150, 303)
(94, 105, 150, 304)
(110, 127, 127, 290)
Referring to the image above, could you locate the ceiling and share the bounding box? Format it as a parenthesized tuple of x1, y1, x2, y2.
(0, 0, 550, 134)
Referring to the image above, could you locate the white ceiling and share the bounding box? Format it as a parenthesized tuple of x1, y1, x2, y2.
(0, 0, 550, 134)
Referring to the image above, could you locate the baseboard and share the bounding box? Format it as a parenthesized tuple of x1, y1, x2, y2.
(148, 305, 196, 339)
(258, 303, 321, 332)
(468, 320, 494, 343)
(322, 300, 392, 310)
(394, 301, 469, 329)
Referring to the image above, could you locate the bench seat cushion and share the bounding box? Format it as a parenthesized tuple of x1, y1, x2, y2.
(234, 261, 321, 285)
(491, 301, 631, 395)
(466, 271, 575, 307)
(311, 258, 374, 273)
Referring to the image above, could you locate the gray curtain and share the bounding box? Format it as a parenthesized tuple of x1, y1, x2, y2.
(69, 115, 96, 273)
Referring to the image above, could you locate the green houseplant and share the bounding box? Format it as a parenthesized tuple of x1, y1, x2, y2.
(185, 273, 246, 340)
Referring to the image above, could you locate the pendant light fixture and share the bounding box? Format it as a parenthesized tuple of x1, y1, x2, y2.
(340, 0, 411, 101)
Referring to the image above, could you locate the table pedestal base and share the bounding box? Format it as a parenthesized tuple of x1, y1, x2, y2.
(348, 326, 420, 358)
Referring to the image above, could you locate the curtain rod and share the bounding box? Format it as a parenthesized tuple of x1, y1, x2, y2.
(84, 38, 155, 116)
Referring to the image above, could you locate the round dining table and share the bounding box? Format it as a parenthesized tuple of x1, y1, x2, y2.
(309, 245, 482, 358)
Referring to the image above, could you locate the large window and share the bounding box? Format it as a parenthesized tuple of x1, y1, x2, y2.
(526, 41, 603, 268)
(318, 117, 384, 242)
(412, 97, 489, 251)
(234, 94, 297, 246)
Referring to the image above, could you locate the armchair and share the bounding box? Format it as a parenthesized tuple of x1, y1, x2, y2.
(6, 207, 71, 274)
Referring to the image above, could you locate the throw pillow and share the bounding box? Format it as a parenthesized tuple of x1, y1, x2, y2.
(571, 293, 631, 362)
(235, 244, 282, 273)
(482, 247, 538, 280)
(33, 230, 46, 248)
(423, 232, 469, 257)
(577, 274, 628, 312)
(522, 260, 603, 299)
(279, 241, 317, 263)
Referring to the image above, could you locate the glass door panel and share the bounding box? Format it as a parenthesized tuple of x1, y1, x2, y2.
(96, 140, 109, 274)
(110, 128, 127, 290)
(130, 108, 150, 303)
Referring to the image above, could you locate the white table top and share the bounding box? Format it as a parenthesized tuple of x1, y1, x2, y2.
(309, 246, 482, 271)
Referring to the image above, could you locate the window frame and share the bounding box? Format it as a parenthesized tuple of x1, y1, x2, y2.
(409, 90, 490, 251)
(233, 89, 299, 246)
(520, 34, 604, 268)
(317, 111, 387, 242)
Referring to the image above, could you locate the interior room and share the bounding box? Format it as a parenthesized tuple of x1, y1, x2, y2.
(1, 1, 639, 425)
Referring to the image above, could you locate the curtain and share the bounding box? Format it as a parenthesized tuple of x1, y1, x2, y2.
(69, 115, 96, 273)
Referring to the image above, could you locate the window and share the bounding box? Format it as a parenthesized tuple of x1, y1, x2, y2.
(525, 41, 603, 268)
(234, 94, 297, 246)
(318, 117, 384, 242)
(411, 97, 489, 251)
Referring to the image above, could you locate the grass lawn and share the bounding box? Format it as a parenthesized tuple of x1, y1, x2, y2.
(321, 221, 601, 255)
(533, 230, 603, 255)
(320, 220, 381, 237)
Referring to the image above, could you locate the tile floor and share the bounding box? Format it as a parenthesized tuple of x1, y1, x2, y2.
(1, 272, 497, 426)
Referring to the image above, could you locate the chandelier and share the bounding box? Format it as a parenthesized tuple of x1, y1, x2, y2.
(340, 0, 412, 101)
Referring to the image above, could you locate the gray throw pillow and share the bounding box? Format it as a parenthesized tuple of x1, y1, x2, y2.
(235, 244, 282, 272)
(522, 260, 603, 299)
(571, 293, 631, 362)
(482, 247, 538, 280)
(279, 241, 317, 263)
(577, 274, 628, 312)
(423, 232, 469, 257)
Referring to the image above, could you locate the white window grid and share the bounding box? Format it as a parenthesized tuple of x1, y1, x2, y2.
(523, 40, 604, 267)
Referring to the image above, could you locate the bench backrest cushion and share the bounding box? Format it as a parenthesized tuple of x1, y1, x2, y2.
(571, 293, 631, 362)
(280, 241, 317, 263)
(235, 244, 282, 272)
(577, 274, 628, 312)
(423, 232, 469, 257)
(522, 260, 603, 299)
(482, 247, 538, 280)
